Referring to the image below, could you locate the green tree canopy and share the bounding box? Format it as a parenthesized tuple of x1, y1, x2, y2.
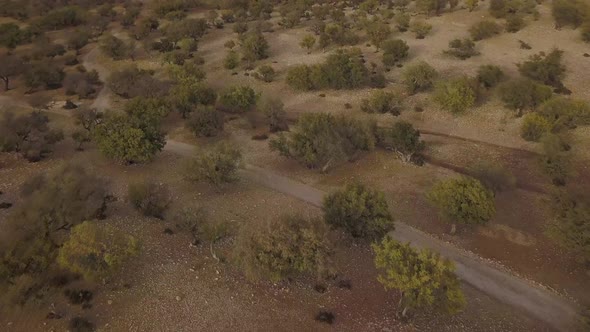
(547, 192, 590, 264)
(428, 177, 496, 230)
(58, 221, 139, 281)
(372, 237, 465, 316)
(270, 113, 375, 171)
(184, 142, 242, 188)
(323, 182, 394, 239)
(234, 214, 332, 282)
(434, 76, 479, 114)
(92, 98, 166, 164)
(377, 121, 425, 163)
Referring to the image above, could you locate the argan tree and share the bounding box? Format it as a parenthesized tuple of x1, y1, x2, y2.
(92, 98, 167, 164)
(434, 76, 479, 114)
(217, 85, 258, 113)
(377, 121, 425, 163)
(428, 177, 496, 233)
(184, 142, 242, 188)
(546, 192, 590, 264)
(361, 90, 403, 115)
(381, 39, 409, 67)
(323, 183, 394, 239)
(402, 61, 438, 94)
(0, 111, 64, 162)
(372, 237, 465, 317)
(234, 214, 332, 282)
(0, 54, 24, 91)
(270, 113, 375, 171)
(58, 221, 139, 281)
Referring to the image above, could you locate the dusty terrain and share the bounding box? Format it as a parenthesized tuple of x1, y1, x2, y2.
(1, 1, 590, 331)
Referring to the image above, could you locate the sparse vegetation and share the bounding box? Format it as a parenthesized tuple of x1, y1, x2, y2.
(410, 20, 432, 39)
(469, 20, 502, 41)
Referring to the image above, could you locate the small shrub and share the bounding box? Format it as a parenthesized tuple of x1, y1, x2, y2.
(506, 15, 526, 32)
(315, 311, 335, 324)
(184, 143, 242, 188)
(186, 106, 224, 137)
(469, 20, 502, 41)
(444, 38, 479, 60)
(58, 222, 139, 281)
(69, 317, 95, 332)
(498, 78, 553, 111)
(552, 0, 588, 28)
(538, 97, 590, 130)
(521, 113, 551, 141)
(260, 98, 289, 132)
(360, 90, 403, 115)
(323, 183, 394, 239)
(128, 181, 171, 219)
(172, 206, 207, 243)
(254, 65, 276, 82)
(410, 20, 432, 39)
(519, 40, 532, 49)
(64, 289, 93, 306)
(402, 61, 438, 94)
(223, 50, 239, 69)
(434, 76, 479, 114)
(540, 134, 571, 186)
(477, 65, 504, 88)
(381, 39, 409, 67)
(471, 162, 516, 193)
(395, 12, 411, 32)
(518, 49, 566, 88)
(233, 214, 332, 282)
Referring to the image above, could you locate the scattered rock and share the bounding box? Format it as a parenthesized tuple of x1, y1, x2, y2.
(337, 279, 352, 290)
(315, 311, 335, 324)
(175, 296, 181, 301)
(0, 202, 12, 209)
(314, 284, 327, 293)
(46, 311, 62, 320)
(107, 300, 113, 305)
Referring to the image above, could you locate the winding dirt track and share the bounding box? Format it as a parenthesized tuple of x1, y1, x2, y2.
(165, 141, 581, 332)
(1, 45, 577, 331)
